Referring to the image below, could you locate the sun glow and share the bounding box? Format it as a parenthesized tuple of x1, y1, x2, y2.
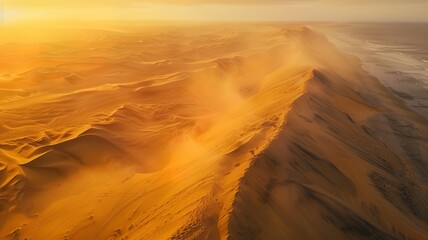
(1, 8, 24, 24)
(1, 0, 427, 25)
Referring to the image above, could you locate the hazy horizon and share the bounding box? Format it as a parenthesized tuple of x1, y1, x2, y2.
(1, 0, 428, 24)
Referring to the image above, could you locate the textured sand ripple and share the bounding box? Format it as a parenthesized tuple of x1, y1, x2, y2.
(0, 24, 427, 240)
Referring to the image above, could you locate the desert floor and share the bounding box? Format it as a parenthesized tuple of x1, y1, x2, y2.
(0, 23, 427, 240)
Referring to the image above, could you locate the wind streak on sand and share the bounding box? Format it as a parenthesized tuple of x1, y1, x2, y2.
(0, 24, 427, 240)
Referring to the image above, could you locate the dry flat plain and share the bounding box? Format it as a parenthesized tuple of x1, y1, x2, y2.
(0, 24, 427, 240)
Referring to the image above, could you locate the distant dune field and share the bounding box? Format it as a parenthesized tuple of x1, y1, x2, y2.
(0, 24, 427, 240)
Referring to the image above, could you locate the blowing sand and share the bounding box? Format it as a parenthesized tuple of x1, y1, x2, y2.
(0, 24, 427, 240)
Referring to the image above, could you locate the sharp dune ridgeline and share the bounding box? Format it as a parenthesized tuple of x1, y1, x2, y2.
(0, 24, 427, 240)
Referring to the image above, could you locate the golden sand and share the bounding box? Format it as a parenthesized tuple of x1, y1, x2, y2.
(0, 24, 427, 240)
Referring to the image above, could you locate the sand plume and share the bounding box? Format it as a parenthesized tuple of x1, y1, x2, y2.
(0, 24, 427, 240)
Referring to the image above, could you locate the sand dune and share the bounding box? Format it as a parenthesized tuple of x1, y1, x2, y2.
(0, 24, 427, 240)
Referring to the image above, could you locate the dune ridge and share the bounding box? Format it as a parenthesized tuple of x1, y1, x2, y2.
(225, 29, 428, 239)
(0, 24, 427, 240)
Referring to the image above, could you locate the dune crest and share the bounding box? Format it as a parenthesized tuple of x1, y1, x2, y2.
(0, 24, 427, 240)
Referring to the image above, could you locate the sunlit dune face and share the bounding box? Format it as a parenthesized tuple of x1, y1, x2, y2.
(0, 24, 313, 239)
(0, 2, 427, 240)
(1, 23, 427, 240)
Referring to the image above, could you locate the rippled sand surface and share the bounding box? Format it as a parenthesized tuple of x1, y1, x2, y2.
(0, 24, 427, 240)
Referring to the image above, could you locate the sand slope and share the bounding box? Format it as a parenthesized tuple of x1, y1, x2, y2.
(0, 24, 427, 240)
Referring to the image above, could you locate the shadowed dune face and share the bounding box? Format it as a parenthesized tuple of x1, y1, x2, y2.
(0, 24, 427, 240)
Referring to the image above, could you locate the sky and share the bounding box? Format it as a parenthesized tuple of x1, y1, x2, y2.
(1, 0, 428, 23)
